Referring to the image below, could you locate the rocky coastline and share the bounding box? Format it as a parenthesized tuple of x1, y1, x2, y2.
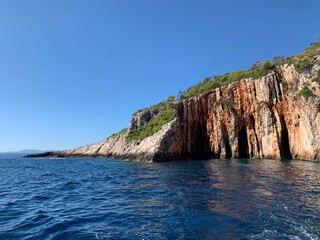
(26, 63, 320, 162)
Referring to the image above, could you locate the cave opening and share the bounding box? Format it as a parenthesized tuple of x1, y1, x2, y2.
(238, 129, 249, 158)
(280, 118, 292, 160)
(224, 137, 232, 158)
(192, 126, 212, 159)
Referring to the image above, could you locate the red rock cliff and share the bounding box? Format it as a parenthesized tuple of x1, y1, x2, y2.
(162, 65, 320, 161)
(26, 64, 320, 162)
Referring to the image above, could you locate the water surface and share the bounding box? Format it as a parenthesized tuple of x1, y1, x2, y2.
(0, 154, 319, 239)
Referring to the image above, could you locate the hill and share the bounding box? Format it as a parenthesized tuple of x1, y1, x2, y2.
(26, 39, 320, 162)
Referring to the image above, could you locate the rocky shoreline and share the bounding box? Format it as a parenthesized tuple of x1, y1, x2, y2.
(26, 64, 320, 162)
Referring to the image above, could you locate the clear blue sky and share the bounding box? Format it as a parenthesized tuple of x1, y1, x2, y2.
(0, 0, 319, 151)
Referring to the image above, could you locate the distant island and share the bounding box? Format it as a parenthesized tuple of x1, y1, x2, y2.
(26, 39, 320, 162)
(4, 149, 46, 154)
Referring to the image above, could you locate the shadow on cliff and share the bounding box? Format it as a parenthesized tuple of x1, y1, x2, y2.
(280, 116, 292, 160)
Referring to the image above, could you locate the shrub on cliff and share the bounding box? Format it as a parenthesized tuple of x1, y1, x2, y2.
(315, 70, 320, 84)
(299, 86, 316, 99)
(110, 128, 128, 138)
(177, 39, 320, 100)
(294, 57, 314, 73)
(126, 107, 175, 141)
(272, 56, 285, 65)
(293, 39, 320, 59)
(286, 39, 320, 73)
(215, 97, 238, 110)
(126, 96, 176, 141)
(178, 59, 275, 99)
(281, 81, 289, 89)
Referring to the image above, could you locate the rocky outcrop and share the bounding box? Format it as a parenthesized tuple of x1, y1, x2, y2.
(128, 108, 159, 131)
(26, 64, 320, 162)
(171, 65, 320, 161)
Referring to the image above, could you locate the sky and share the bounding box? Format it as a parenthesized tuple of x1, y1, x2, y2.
(0, 0, 319, 151)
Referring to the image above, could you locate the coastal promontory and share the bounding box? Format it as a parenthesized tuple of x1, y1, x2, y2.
(26, 40, 320, 162)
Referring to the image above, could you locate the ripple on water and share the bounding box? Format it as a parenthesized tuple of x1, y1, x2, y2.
(0, 156, 319, 239)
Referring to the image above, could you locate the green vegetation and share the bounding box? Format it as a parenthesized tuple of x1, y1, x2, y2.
(314, 70, 320, 84)
(292, 39, 320, 59)
(281, 81, 288, 89)
(123, 39, 320, 142)
(272, 56, 285, 65)
(126, 108, 175, 141)
(216, 97, 238, 109)
(177, 39, 320, 100)
(110, 128, 128, 138)
(286, 39, 320, 73)
(299, 86, 316, 99)
(126, 97, 175, 141)
(293, 56, 315, 73)
(178, 59, 277, 99)
(134, 96, 175, 114)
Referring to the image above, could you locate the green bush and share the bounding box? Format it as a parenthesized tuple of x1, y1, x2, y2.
(294, 57, 314, 73)
(299, 86, 316, 99)
(135, 95, 175, 114)
(126, 108, 175, 141)
(293, 39, 320, 59)
(286, 39, 320, 70)
(127, 96, 176, 141)
(178, 39, 320, 100)
(314, 70, 320, 84)
(110, 128, 128, 138)
(281, 81, 289, 89)
(178, 59, 275, 99)
(216, 97, 238, 109)
(272, 56, 285, 65)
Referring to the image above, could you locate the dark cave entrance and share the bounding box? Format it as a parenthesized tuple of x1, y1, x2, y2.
(238, 129, 249, 158)
(280, 118, 292, 160)
(192, 126, 212, 159)
(224, 137, 232, 158)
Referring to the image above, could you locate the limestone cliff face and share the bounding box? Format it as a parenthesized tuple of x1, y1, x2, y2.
(28, 64, 320, 162)
(170, 65, 320, 161)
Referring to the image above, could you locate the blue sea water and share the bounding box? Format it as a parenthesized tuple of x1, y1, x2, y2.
(0, 154, 319, 240)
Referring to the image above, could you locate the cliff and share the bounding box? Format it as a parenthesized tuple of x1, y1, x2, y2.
(26, 42, 320, 162)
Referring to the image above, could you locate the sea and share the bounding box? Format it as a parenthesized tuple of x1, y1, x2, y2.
(0, 154, 319, 240)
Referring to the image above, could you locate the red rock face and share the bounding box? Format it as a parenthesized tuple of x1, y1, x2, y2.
(167, 69, 320, 161)
(173, 95, 210, 159)
(32, 65, 319, 162)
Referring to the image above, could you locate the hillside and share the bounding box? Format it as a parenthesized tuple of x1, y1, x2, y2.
(26, 39, 320, 161)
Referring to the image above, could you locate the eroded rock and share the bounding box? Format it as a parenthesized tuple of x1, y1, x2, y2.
(26, 65, 320, 162)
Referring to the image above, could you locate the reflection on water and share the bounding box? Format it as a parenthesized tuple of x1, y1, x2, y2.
(0, 155, 319, 239)
(203, 159, 320, 239)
